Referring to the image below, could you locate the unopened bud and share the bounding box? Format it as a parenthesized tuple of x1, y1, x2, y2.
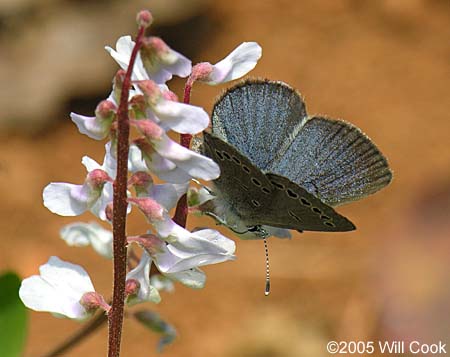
(137, 10, 153, 28)
(95, 100, 116, 120)
(125, 278, 140, 296)
(128, 171, 153, 188)
(189, 62, 214, 85)
(128, 197, 164, 222)
(80, 292, 110, 313)
(131, 119, 163, 141)
(136, 80, 162, 106)
(87, 169, 112, 187)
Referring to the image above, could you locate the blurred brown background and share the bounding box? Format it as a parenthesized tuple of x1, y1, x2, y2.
(1, 0, 449, 356)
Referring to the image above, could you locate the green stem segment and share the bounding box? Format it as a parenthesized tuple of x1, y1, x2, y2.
(108, 25, 145, 357)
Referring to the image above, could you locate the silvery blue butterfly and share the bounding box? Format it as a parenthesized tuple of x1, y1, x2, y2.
(201, 79, 392, 238)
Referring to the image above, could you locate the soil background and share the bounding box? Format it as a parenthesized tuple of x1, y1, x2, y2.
(0, 0, 449, 356)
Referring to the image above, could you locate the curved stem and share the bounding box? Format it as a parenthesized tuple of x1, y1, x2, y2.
(108, 25, 145, 357)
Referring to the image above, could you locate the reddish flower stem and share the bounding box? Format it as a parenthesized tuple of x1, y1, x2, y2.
(172, 82, 194, 228)
(108, 25, 145, 357)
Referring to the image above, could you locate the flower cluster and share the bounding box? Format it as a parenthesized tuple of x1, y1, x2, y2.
(19, 10, 262, 336)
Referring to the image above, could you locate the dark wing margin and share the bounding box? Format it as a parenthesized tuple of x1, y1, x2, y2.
(268, 116, 392, 206)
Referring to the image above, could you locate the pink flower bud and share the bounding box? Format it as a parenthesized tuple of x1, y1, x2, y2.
(141, 37, 170, 57)
(189, 62, 214, 85)
(95, 100, 116, 119)
(136, 10, 153, 28)
(128, 197, 164, 222)
(128, 171, 153, 188)
(136, 80, 162, 106)
(80, 292, 110, 313)
(87, 169, 112, 187)
(131, 119, 164, 141)
(125, 278, 140, 296)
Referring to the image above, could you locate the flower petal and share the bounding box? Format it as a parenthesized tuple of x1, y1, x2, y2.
(154, 134, 220, 181)
(43, 183, 90, 216)
(207, 42, 262, 85)
(152, 100, 209, 134)
(147, 182, 188, 211)
(19, 257, 95, 320)
(60, 222, 113, 259)
(126, 252, 161, 305)
(163, 268, 205, 289)
(70, 113, 111, 140)
(152, 223, 236, 273)
(105, 36, 148, 82)
(142, 150, 192, 184)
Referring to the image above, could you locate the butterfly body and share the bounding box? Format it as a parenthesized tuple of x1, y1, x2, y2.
(202, 80, 392, 236)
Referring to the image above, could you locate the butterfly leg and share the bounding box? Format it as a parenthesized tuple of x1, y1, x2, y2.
(203, 211, 249, 235)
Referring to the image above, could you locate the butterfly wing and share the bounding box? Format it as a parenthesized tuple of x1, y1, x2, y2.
(267, 116, 392, 206)
(211, 79, 307, 171)
(203, 132, 274, 226)
(203, 132, 355, 232)
(262, 173, 355, 231)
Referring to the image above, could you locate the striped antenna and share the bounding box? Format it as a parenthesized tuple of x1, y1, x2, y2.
(263, 237, 271, 296)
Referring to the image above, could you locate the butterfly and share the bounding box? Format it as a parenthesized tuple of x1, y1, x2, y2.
(201, 79, 392, 238)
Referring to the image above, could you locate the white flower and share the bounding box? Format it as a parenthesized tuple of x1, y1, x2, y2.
(136, 80, 210, 134)
(105, 35, 191, 85)
(19, 257, 96, 320)
(140, 36, 192, 84)
(129, 237, 207, 289)
(70, 100, 116, 140)
(60, 222, 113, 259)
(163, 268, 206, 289)
(126, 252, 161, 305)
(105, 36, 149, 82)
(156, 226, 236, 273)
(193, 42, 262, 85)
(131, 171, 189, 211)
(128, 220, 236, 274)
(133, 120, 220, 183)
(43, 169, 111, 217)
